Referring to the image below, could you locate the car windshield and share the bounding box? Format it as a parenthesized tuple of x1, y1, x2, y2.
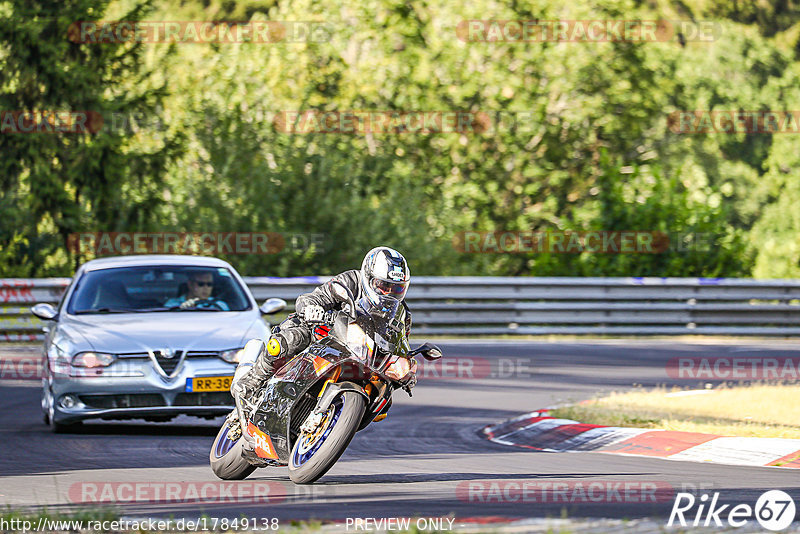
(67, 265, 252, 314)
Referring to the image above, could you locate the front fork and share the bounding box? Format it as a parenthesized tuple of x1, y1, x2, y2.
(300, 368, 343, 433)
(226, 393, 253, 447)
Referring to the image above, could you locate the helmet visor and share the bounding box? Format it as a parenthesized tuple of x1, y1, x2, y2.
(371, 278, 408, 299)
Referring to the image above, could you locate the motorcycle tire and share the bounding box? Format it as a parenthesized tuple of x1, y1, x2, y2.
(209, 421, 256, 480)
(288, 391, 365, 484)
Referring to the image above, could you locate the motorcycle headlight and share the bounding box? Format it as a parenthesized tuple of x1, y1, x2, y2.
(346, 324, 374, 361)
(219, 348, 245, 363)
(72, 351, 116, 368)
(385, 356, 411, 381)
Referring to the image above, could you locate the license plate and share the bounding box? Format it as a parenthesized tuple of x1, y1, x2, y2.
(186, 375, 233, 392)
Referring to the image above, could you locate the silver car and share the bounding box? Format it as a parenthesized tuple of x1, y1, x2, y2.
(31, 255, 286, 432)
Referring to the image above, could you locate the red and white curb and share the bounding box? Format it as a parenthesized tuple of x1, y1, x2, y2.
(482, 410, 800, 468)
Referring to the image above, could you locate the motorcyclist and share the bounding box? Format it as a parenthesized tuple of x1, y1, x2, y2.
(232, 246, 413, 401)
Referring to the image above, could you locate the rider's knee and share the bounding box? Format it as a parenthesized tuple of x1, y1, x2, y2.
(265, 332, 291, 361)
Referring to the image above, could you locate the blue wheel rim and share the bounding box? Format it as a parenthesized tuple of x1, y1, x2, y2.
(214, 424, 238, 458)
(291, 396, 344, 467)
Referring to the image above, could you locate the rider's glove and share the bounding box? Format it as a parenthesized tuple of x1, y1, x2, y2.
(405, 372, 417, 389)
(401, 368, 417, 396)
(302, 304, 326, 324)
(180, 298, 199, 309)
(398, 359, 417, 389)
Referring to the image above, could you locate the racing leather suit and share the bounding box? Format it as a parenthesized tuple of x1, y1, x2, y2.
(234, 270, 412, 395)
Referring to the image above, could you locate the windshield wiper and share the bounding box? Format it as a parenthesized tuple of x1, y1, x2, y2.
(74, 307, 136, 314)
(169, 307, 225, 312)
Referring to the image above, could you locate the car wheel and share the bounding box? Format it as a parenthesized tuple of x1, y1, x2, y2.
(41, 376, 57, 427)
(42, 377, 81, 433)
(41, 378, 50, 425)
(40, 360, 52, 424)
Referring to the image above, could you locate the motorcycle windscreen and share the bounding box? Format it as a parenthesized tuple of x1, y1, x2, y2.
(345, 321, 375, 363)
(348, 304, 409, 371)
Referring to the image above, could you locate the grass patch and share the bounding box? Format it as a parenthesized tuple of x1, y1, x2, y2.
(549, 383, 800, 438)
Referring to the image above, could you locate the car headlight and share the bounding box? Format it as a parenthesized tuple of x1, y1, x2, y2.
(219, 348, 245, 363)
(49, 344, 71, 375)
(72, 351, 116, 368)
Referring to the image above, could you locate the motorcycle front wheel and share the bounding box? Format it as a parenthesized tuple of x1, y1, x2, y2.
(288, 391, 365, 484)
(209, 420, 256, 480)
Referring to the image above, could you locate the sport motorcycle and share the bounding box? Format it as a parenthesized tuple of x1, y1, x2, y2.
(209, 281, 442, 484)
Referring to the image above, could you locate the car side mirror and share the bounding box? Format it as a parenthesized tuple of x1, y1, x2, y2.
(31, 303, 58, 321)
(259, 298, 287, 315)
(410, 342, 443, 361)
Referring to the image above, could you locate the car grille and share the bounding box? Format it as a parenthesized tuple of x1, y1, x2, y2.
(116, 352, 149, 358)
(79, 394, 165, 409)
(185, 350, 220, 358)
(173, 392, 233, 406)
(152, 350, 183, 375)
(118, 351, 221, 358)
(116, 350, 224, 377)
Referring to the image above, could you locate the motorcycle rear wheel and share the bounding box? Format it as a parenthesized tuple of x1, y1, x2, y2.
(210, 420, 256, 480)
(288, 391, 365, 484)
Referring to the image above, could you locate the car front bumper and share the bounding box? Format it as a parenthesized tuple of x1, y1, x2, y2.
(50, 356, 238, 424)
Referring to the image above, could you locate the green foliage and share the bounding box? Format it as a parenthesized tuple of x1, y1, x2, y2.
(0, 0, 180, 276)
(0, 0, 798, 278)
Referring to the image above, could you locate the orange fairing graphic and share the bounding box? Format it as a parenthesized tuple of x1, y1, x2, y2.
(312, 355, 333, 376)
(246, 422, 278, 459)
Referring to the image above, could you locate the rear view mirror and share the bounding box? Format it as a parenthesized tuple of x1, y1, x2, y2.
(330, 280, 356, 319)
(31, 303, 58, 321)
(260, 298, 287, 315)
(330, 280, 353, 302)
(410, 342, 443, 361)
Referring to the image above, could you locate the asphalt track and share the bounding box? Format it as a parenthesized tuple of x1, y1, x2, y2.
(1, 340, 799, 529)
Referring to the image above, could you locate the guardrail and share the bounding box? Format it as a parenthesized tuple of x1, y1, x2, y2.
(3, 276, 800, 341)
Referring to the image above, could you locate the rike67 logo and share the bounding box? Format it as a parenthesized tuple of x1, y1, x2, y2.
(668, 490, 796, 531)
